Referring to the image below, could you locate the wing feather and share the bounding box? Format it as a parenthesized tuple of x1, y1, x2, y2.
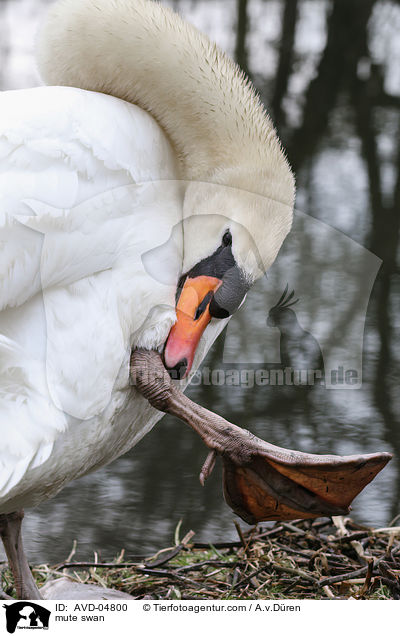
(0, 86, 180, 498)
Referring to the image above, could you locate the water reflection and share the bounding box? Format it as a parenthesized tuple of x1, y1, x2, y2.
(1, 0, 399, 564)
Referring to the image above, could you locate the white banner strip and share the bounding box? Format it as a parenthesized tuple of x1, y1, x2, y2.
(1, 599, 395, 635)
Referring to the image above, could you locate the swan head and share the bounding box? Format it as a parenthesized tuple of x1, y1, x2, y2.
(164, 176, 294, 378)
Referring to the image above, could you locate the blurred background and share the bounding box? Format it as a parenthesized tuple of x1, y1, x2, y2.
(0, 0, 399, 564)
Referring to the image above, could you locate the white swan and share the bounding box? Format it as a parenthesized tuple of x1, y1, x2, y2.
(0, 0, 294, 598)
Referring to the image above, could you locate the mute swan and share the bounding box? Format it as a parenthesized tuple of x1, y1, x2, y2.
(0, 0, 296, 599)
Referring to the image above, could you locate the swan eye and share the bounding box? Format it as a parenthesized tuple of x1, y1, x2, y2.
(222, 230, 232, 246)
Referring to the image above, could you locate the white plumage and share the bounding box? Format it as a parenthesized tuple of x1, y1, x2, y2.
(0, 86, 183, 511)
(0, 0, 294, 520)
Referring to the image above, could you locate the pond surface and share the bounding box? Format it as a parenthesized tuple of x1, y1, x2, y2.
(1, 0, 399, 564)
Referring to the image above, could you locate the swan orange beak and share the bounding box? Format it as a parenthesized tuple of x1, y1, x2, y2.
(164, 275, 222, 378)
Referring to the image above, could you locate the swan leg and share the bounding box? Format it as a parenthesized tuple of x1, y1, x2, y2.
(131, 349, 392, 524)
(0, 510, 42, 600)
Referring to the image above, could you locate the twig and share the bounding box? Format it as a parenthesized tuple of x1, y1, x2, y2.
(176, 560, 243, 573)
(255, 526, 284, 540)
(55, 561, 142, 570)
(63, 539, 78, 576)
(281, 522, 307, 535)
(140, 568, 205, 589)
(147, 531, 195, 568)
(372, 527, 400, 535)
(322, 585, 335, 599)
(318, 549, 393, 588)
(192, 541, 241, 549)
(234, 521, 247, 551)
(233, 564, 270, 589)
(174, 519, 183, 546)
(357, 559, 374, 597)
(329, 531, 370, 543)
(389, 513, 400, 527)
(267, 563, 317, 583)
(234, 559, 317, 589)
(318, 566, 370, 587)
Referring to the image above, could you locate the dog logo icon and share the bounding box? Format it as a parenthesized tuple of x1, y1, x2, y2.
(3, 602, 50, 633)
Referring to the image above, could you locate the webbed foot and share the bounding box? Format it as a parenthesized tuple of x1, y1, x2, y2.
(131, 349, 392, 524)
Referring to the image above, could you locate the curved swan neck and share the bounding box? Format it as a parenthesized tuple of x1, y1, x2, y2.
(37, 0, 294, 203)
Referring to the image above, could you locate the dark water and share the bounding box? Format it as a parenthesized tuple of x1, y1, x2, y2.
(1, 0, 399, 564)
